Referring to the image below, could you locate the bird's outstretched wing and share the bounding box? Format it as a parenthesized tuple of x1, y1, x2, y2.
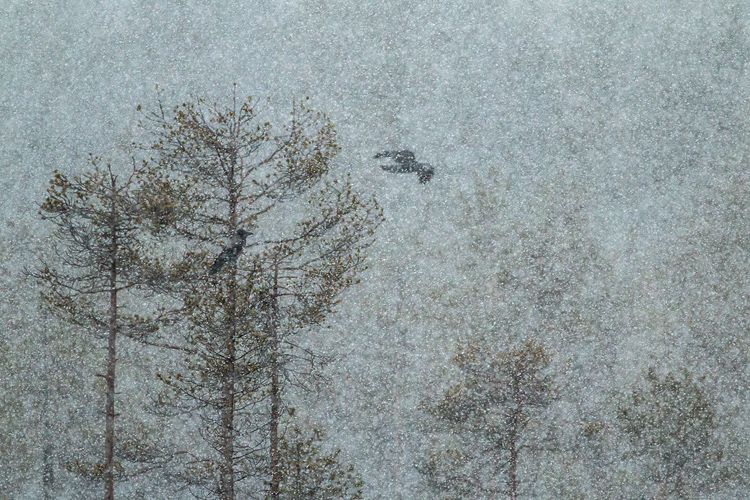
(374, 150, 415, 162)
(380, 163, 416, 174)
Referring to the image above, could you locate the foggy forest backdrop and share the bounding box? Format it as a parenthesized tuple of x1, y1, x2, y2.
(3, 1, 750, 498)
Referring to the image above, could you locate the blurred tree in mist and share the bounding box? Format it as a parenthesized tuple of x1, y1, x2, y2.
(269, 426, 363, 500)
(615, 367, 738, 499)
(419, 339, 557, 500)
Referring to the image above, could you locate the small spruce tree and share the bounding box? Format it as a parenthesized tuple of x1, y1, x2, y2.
(271, 425, 363, 500)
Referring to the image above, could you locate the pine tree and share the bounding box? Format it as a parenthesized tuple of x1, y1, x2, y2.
(420, 339, 557, 500)
(140, 89, 381, 500)
(32, 158, 167, 500)
(271, 426, 363, 500)
(615, 367, 732, 498)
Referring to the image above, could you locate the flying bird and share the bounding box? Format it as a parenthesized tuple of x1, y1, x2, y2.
(209, 229, 251, 275)
(374, 150, 434, 183)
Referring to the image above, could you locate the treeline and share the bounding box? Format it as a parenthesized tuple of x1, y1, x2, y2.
(21, 91, 381, 500)
(417, 340, 740, 500)
(2, 89, 750, 500)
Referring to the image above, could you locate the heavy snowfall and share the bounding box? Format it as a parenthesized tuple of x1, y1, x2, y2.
(2, 1, 750, 499)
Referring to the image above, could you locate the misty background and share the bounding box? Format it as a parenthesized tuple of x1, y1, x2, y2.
(3, 0, 750, 498)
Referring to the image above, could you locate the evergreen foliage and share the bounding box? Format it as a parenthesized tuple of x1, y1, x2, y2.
(271, 426, 363, 500)
(32, 158, 169, 500)
(615, 368, 733, 498)
(420, 339, 557, 500)
(138, 89, 381, 500)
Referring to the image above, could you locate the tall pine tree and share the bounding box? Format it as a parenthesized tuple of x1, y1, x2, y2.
(140, 89, 381, 500)
(33, 157, 167, 500)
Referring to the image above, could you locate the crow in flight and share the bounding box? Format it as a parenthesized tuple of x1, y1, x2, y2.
(209, 229, 251, 275)
(374, 150, 434, 183)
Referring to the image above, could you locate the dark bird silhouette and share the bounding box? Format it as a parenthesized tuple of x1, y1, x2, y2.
(374, 150, 434, 183)
(209, 229, 251, 275)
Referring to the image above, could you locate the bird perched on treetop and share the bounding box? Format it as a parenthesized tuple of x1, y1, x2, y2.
(209, 229, 251, 275)
(374, 150, 434, 183)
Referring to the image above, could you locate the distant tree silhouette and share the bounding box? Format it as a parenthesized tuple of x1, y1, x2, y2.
(420, 340, 557, 500)
(615, 368, 732, 498)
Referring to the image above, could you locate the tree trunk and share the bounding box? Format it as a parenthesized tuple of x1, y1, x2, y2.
(218, 185, 242, 500)
(294, 441, 302, 496)
(104, 221, 117, 500)
(220, 270, 238, 500)
(219, 360, 236, 500)
(42, 420, 54, 499)
(269, 261, 281, 500)
(41, 316, 54, 500)
(507, 376, 520, 500)
(507, 426, 518, 500)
